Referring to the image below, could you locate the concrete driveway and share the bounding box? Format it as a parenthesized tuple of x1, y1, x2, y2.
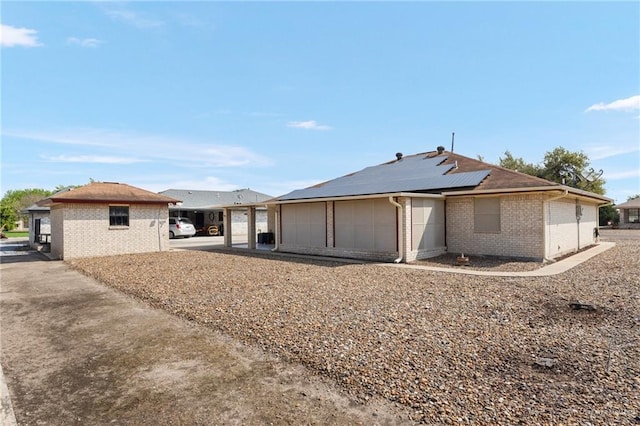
(0, 243, 406, 425)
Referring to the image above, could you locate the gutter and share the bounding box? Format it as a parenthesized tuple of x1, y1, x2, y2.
(269, 192, 445, 205)
(443, 185, 611, 204)
(388, 196, 403, 263)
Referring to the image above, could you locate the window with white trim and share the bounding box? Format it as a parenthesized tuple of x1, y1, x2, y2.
(109, 206, 129, 226)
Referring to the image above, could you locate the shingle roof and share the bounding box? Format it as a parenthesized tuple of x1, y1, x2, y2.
(37, 182, 179, 206)
(277, 153, 492, 201)
(436, 151, 557, 190)
(159, 188, 273, 209)
(614, 197, 640, 209)
(276, 149, 601, 202)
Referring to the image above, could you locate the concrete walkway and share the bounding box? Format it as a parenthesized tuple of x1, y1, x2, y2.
(0, 242, 406, 425)
(385, 242, 616, 277)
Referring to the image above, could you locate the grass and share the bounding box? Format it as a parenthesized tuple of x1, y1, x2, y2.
(3, 231, 29, 238)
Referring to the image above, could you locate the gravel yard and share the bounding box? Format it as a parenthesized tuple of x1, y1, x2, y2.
(69, 230, 640, 424)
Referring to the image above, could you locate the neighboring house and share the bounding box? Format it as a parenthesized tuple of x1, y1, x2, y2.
(228, 148, 611, 262)
(36, 182, 179, 260)
(614, 197, 640, 229)
(159, 188, 273, 236)
(24, 204, 51, 249)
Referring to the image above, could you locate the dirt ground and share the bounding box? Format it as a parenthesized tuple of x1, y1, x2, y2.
(0, 250, 410, 425)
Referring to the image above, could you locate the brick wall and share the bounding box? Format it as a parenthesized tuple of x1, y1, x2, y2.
(447, 194, 545, 260)
(57, 203, 170, 260)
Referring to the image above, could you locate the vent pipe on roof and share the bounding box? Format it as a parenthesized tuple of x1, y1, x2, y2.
(451, 132, 455, 152)
(395, 152, 403, 160)
(437, 146, 445, 155)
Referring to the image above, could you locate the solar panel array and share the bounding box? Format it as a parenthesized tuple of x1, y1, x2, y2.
(278, 154, 491, 201)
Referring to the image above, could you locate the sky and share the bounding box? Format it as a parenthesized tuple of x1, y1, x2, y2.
(1, 1, 639, 204)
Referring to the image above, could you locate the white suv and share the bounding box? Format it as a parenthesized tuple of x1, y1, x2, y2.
(168, 217, 196, 239)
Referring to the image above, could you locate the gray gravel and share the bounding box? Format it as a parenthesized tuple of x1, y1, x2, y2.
(68, 230, 640, 424)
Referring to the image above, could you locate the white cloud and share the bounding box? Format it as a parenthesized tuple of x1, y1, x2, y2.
(139, 176, 240, 193)
(584, 144, 640, 160)
(4, 127, 272, 168)
(586, 95, 640, 112)
(3, 128, 117, 147)
(604, 169, 640, 180)
(67, 37, 104, 48)
(42, 155, 145, 164)
(103, 7, 164, 29)
(0, 24, 42, 47)
(286, 120, 332, 131)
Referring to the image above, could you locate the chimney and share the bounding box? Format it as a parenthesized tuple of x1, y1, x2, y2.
(436, 146, 445, 155)
(395, 152, 403, 160)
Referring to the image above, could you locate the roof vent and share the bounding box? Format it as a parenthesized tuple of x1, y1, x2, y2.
(395, 152, 403, 160)
(437, 146, 445, 155)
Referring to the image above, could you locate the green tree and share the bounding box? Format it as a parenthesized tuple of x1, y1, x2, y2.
(0, 188, 52, 230)
(498, 147, 606, 195)
(540, 147, 605, 195)
(498, 151, 543, 176)
(599, 204, 619, 226)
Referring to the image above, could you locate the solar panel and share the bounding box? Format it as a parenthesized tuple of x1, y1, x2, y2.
(278, 155, 491, 201)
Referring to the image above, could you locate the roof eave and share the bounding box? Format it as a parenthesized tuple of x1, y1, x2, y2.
(443, 185, 612, 203)
(269, 192, 446, 205)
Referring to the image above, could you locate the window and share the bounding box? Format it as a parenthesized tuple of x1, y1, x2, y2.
(109, 206, 129, 226)
(474, 197, 501, 233)
(629, 208, 639, 223)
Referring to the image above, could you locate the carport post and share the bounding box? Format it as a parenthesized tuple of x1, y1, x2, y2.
(247, 207, 256, 249)
(223, 208, 232, 247)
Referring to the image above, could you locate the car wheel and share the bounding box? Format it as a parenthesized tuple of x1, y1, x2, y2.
(169, 231, 174, 239)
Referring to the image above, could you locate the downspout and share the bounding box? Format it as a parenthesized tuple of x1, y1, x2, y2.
(157, 207, 162, 252)
(271, 207, 280, 251)
(543, 189, 569, 262)
(388, 196, 403, 263)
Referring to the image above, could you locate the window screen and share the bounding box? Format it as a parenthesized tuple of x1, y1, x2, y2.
(474, 197, 500, 233)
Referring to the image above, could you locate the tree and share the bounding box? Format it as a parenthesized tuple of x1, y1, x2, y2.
(498, 147, 606, 195)
(0, 188, 52, 231)
(498, 151, 543, 177)
(627, 194, 640, 202)
(599, 204, 619, 226)
(540, 147, 605, 195)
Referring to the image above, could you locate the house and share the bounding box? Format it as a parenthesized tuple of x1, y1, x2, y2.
(159, 188, 273, 236)
(226, 148, 611, 263)
(36, 182, 179, 260)
(614, 197, 640, 229)
(24, 204, 51, 249)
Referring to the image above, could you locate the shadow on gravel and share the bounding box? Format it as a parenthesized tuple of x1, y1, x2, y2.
(214, 247, 370, 268)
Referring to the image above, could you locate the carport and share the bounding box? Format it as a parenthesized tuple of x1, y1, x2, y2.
(222, 203, 275, 250)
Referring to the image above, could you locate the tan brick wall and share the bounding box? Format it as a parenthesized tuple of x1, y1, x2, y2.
(447, 194, 545, 260)
(326, 201, 334, 247)
(57, 203, 170, 260)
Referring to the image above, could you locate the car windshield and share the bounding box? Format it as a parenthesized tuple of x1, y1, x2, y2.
(179, 218, 193, 224)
